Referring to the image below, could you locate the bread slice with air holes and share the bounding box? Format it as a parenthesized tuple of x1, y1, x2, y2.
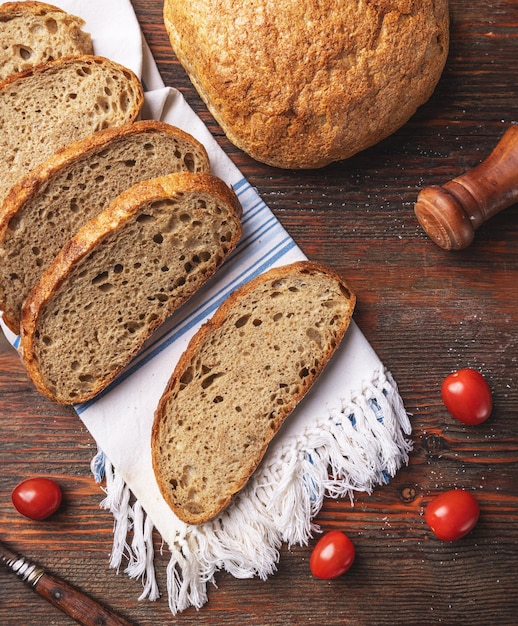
(0, 120, 210, 333)
(20, 172, 242, 405)
(0, 54, 144, 207)
(151, 261, 356, 524)
(0, 1, 93, 81)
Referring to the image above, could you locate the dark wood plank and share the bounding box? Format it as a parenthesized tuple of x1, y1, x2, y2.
(1, 1, 517, 624)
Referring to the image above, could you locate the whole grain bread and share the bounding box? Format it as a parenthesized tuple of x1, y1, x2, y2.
(0, 1, 93, 81)
(20, 172, 242, 405)
(163, 0, 449, 169)
(151, 261, 355, 524)
(0, 120, 210, 333)
(0, 54, 144, 206)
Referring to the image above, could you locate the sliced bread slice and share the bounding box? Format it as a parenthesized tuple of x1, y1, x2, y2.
(151, 261, 356, 524)
(20, 172, 242, 405)
(0, 54, 144, 206)
(0, 120, 210, 333)
(0, 1, 93, 81)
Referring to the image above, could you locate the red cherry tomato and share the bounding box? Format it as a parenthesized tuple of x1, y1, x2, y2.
(310, 530, 355, 579)
(11, 477, 62, 520)
(441, 368, 492, 425)
(425, 489, 480, 541)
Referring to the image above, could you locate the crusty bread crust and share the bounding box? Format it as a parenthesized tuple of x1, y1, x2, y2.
(0, 2, 93, 81)
(151, 261, 355, 524)
(0, 120, 210, 333)
(164, 0, 449, 169)
(20, 172, 242, 405)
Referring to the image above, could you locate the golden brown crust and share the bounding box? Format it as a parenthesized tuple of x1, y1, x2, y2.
(151, 260, 355, 523)
(0, 2, 67, 19)
(20, 172, 242, 404)
(0, 52, 143, 92)
(164, 0, 449, 169)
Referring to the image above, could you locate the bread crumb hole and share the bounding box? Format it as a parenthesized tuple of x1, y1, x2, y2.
(179, 465, 195, 488)
(201, 372, 223, 389)
(299, 367, 310, 379)
(185, 502, 203, 515)
(44, 17, 58, 34)
(18, 47, 32, 60)
(79, 374, 95, 383)
(235, 314, 250, 328)
(124, 321, 142, 334)
(306, 327, 322, 347)
(184, 153, 195, 171)
(7, 214, 22, 231)
(180, 367, 193, 386)
(136, 213, 155, 224)
(92, 271, 109, 286)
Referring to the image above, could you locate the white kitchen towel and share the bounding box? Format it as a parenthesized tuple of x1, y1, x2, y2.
(0, 0, 413, 614)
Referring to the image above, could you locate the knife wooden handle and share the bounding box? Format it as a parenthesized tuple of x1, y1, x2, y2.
(0, 539, 132, 626)
(34, 571, 133, 626)
(414, 125, 518, 249)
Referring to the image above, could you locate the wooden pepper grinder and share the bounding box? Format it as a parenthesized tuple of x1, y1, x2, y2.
(414, 125, 518, 250)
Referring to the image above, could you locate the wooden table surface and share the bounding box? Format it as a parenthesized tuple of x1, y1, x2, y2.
(1, 1, 517, 624)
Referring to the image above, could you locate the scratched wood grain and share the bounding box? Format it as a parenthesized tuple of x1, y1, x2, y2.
(0, 1, 517, 624)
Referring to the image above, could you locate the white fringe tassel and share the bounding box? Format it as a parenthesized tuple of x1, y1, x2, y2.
(95, 366, 412, 614)
(98, 458, 160, 601)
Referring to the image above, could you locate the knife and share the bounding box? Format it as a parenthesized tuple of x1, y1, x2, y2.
(0, 539, 133, 626)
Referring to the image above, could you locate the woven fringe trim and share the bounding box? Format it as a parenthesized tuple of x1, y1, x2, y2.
(94, 366, 412, 614)
(95, 456, 160, 602)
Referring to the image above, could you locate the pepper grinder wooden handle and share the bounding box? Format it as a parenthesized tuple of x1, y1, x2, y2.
(414, 125, 518, 250)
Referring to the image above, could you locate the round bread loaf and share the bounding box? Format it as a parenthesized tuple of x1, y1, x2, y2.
(164, 0, 449, 169)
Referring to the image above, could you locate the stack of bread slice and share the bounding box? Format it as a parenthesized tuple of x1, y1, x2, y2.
(0, 2, 243, 404)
